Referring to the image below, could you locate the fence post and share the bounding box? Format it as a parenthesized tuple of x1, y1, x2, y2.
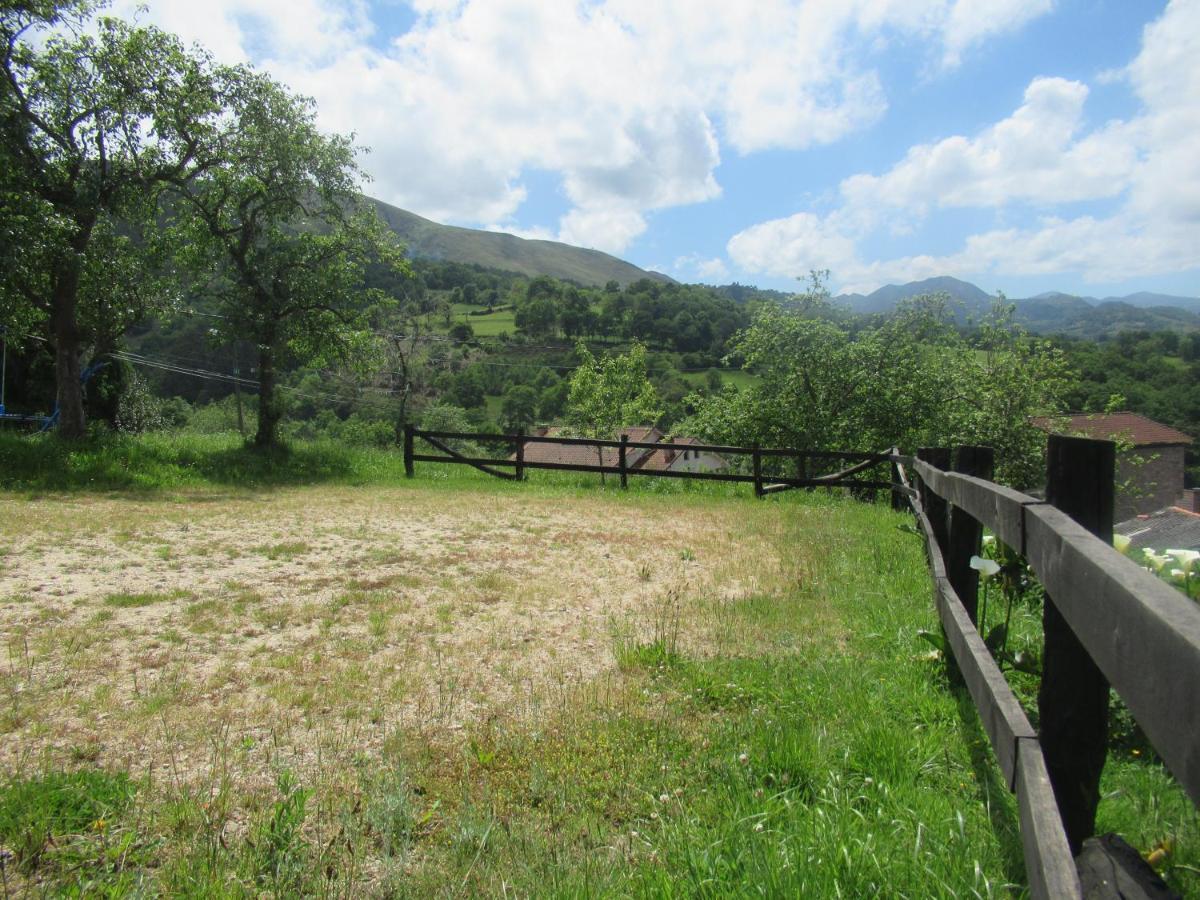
(947, 445, 994, 623)
(619, 434, 628, 489)
(890, 448, 905, 510)
(916, 447, 951, 558)
(515, 436, 525, 481)
(404, 424, 415, 478)
(753, 443, 763, 497)
(1039, 434, 1115, 855)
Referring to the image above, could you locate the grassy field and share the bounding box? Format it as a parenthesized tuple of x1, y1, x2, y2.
(0, 433, 1195, 896)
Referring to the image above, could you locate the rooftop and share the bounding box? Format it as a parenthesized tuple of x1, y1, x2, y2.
(1030, 411, 1194, 447)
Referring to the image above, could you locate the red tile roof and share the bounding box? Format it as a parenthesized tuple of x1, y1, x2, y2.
(1030, 412, 1193, 446)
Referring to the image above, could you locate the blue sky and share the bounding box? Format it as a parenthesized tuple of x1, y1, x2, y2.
(118, 0, 1199, 298)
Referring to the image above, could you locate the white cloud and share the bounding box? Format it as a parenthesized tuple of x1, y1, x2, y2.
(672, 253, 731, 282)
(940, 0, 1054, 67)
(729, 0, 1200, 292)
(114, 0, 1055, 254)
(840, 77, 1137, 216)
(727, 213, 859, 280)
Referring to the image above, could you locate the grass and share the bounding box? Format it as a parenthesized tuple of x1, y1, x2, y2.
(0, 433, 1196, 896)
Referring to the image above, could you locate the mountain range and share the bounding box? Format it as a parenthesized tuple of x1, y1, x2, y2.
(835, 276, 1200, 336)
(366, 200, 1197, 336)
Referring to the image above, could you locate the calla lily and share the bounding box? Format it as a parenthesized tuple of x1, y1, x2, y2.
(1146, 554, 1171, 572)
(1165, 549, 1199, 572)
(970, 555, 1001, 578)
(1113, 534, 1131, 553)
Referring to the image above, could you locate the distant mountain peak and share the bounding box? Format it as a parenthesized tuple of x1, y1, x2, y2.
(368, 197, 672, 287)
(831, 275, 1200, 336)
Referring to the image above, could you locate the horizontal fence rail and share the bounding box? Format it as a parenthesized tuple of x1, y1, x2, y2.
(897, 460, 1081, 898)
(908, 456, 1200, 807)
(404, 426, 895, 496)
(899, 438, 1200, 899)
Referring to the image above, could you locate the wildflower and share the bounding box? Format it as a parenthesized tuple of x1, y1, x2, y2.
(738, 753, 749, 765)
(1113, 534, 1131, 553)
(969, 556, 1000, 578)
(982, 535, 996, 546)
(754, 822, 765, 833)
(658, 793, 670, 803)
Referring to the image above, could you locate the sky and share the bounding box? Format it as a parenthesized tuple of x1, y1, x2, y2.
(110, 0, 1200, 298)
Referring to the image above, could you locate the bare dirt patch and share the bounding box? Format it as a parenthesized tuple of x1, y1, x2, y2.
(0, 485, 795, 795)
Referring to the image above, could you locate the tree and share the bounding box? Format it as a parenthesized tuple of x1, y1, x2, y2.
(683, 279, 1073, 487)
(167, 68, 407, 447)
(0, 1, 223, 436)
(499, 384, 539, 434)
(566, 340, 661, 475)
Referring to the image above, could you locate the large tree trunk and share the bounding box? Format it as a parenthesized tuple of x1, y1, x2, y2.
(254, 343, 280, 448)
(50, 251, 87, 439)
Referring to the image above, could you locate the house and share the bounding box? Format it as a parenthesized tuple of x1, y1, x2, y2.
(516, 426, 727, 474)
(519, 425, 663, 469)
(1031, 412, 1194, 519)
(1116, 489, 1200, 553)
(633, 436, 729, 474)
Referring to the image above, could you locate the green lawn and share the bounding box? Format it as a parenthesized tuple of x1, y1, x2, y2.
(0, 431, 1194, 896)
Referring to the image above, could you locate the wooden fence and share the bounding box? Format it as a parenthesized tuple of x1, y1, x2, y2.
(403, 424, 1199, 896)
(897, 435, 1200, 899)
(403, 426, 895, 495)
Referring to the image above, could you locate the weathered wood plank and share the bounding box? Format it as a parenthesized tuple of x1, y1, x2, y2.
(1039, 435, 1114, 853)
(1015, 737, 1084, 900)
(914, 450, 951, 559)
(416, 428, 888, 461)
(1024, 504, 1200, 806)
(935, 576, 1036, 788)
(939, 473, 1032, 552)
(947, 446, 994, 623)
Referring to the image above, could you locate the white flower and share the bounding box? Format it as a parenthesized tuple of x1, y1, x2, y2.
(738, 753, 749, 765)
(1146, 553, 1171, 572)
(658, 793, 670, 803)
(969, 555, 1001, 578)
(1113, 534, 1131, 553)
(1143, 548, 1158, 559)
(982, 535, 996, 546)
(1165, 549, 1199, 572)
(753, 822, 765, 833)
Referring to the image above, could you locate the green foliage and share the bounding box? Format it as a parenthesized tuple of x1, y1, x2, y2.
(565, 340, 662, 440)
(499, 384, 539, 433)
(165, 66, 408, 448)
(0, 2, 226, 436)
(685, 281, 1072, 487)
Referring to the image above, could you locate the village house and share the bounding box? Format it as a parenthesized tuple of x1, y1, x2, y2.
(1031, 411, 1194, 520)
(517, 426, 728, 474)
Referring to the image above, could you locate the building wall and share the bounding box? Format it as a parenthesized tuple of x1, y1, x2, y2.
(1117, 445, 1186, 519)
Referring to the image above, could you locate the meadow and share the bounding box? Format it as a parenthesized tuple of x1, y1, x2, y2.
(0, 433, 1195, 896)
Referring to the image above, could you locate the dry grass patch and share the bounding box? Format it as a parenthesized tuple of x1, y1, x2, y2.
(0, 485, 802, 805)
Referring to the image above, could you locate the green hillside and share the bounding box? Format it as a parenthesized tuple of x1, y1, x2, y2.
(369, 197, 672, 287)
